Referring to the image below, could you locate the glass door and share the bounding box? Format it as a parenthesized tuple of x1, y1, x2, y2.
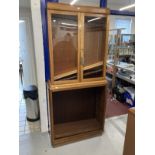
(81, 14, 107, 81)
(48, 11, 80, 84)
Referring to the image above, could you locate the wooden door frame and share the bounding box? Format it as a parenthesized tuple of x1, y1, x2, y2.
(47, 10, 80, 85)
(47, 3, 109, 85)
(81, 13, 109, 82)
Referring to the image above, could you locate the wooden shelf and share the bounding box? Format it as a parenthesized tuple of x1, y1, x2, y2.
(116, 73, 135, 85)
(53, 129, 102, 147)
(54, 61, 103, 81)
(48, 80, 107, 92)
(54, 119, 101, 139)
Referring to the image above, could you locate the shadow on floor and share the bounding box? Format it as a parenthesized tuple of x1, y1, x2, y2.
(105, 93, 129, 118)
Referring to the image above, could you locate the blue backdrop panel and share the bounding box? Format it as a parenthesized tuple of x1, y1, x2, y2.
(100, 0, 107, 8)
(110, 10, 135, 16)
(41, 0, 59, 81)
(48, 0, 58, 2)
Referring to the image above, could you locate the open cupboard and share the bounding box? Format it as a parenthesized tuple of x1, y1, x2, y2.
(47, 3, 109, 146)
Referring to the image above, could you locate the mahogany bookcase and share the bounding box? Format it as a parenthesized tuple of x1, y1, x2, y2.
(47, 2, 109, 146)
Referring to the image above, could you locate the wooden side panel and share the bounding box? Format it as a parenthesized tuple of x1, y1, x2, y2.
(80, 13, 84, 81)
(48, 89, 55, 144)
(47, 10, 54, 82)
(47, 84, 51, 133)
(101, 85, 107, 129)
(123, 108, 135, 155)
(103, 15, 109, 79)
(95, 85, 107, 129)
(78, 13, 81, 82)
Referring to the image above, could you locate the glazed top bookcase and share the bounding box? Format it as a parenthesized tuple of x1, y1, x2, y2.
(47, 3, 109, 146)
(47, 3, 109, 91)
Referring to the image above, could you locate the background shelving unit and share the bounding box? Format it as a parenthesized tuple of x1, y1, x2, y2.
(106, 29, 135, 106)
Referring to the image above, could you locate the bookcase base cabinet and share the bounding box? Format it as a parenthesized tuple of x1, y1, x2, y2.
(48, 86, 107, 147)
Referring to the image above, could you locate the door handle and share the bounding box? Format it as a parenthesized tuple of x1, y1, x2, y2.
(81, 49, 84, 66)
(81, 57, 84, 66)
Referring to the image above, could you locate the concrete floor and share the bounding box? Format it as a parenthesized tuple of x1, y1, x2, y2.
(19, 114, 127, 155)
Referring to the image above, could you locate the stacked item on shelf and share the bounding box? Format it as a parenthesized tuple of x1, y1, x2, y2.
(112, 84, 135, 107)
(107, 60, 135, 84)
(117, 62, 135, 84)
(106, 64, 114, 74)
(112, 84, 126, 102)
(124, 87, 135, 107)
(117, 67, 135, 84)
(106, 76, 112, 91)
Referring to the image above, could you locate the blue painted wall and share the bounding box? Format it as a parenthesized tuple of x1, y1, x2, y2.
(41, 0, 49, 81)
(110, 10, 135, 16)
(41, 0, 59, 81)
(100, 0, 107, 8)
(48, 0, 58, 2)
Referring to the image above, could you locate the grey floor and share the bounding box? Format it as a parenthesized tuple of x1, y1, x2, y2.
(19, 114, 127, 155)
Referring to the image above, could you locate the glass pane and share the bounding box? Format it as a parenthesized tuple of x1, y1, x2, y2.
(83, 16, 106, 79)
(51, 14, 78, 81)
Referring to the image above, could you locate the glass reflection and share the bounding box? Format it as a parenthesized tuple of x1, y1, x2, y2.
(83, 16, 106, 79)
(51, 14, 78, 81)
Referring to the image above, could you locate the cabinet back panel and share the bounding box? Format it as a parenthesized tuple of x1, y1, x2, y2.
(52, 87, 103, 124)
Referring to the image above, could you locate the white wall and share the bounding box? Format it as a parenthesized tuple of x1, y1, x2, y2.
(30, 0, 48, 132)
(108, 1, 135, 34)
(109, 15, 135, 34)
(19, 8, 37, 86)
(19, 5, 48, 132)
